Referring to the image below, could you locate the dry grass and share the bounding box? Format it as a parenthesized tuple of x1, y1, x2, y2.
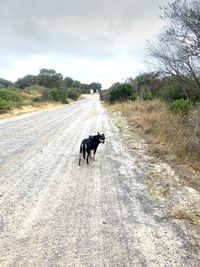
(105, 100, 200, 172)
(0, 102, 62, 120)
(168, 210, 200, 225)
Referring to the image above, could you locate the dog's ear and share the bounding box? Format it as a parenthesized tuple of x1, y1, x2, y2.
(97, 132, 100, 135)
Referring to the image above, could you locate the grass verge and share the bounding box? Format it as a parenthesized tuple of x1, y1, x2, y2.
(105, 100, 200, 171)
(105, 100, 200, 226)
(0, 102, 62, 120)
(0, 87, 67, 119)
(105, 99, 200, 193)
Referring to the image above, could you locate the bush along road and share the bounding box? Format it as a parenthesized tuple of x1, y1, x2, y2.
(0, 94, 199, 266)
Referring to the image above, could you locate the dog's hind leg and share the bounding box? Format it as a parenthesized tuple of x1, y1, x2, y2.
(86, 151, 90, 164)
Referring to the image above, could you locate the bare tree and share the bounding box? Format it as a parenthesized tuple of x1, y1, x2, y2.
(150, 0, 200, 102)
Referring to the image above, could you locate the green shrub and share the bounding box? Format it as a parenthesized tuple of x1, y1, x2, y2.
(108, 83, 132, 103)
(33, 97, 42, 102)
(0, 89, 23, 112)
(0, 98, 13, 113)
(130, 93, 137, 101)
(144, 91, 154, 101)
(67, 88, 80, 100)
(51, 88, 68, 104)
(41, 88, 53, 101)
(0, 89, 23, 103)
(100, 89, 109, 101)
(169, 99, 192, 114)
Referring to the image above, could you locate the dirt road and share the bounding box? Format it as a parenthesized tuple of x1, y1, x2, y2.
(0, 95, 199, 266)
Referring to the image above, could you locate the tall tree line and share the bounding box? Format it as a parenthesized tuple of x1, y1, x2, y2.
(0, 68, 102, 93)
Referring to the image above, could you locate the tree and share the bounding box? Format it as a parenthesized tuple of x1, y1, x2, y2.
(15, 75, 36, 89)
(80, 83, 90, 94)
(71, 80, 81, 88)
(159, 76, 187, 102)
(133, 72, 161, 99)
(64, 77, 74, 88)
(37, 68, 63, 88)
(0, 78, 12, 88)
(150, 0, 200, 102)
(89, 82, 102, 93)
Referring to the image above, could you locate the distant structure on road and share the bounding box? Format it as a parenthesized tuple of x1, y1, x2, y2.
(90, 89, 99, 94)
(89, 83, 101, 93)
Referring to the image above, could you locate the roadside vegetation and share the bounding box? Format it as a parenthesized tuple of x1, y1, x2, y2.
(101, 0, 200, 173)
(0, 69, 102, 114)
(0, 89, 24, 112)
(105, 100, 200, 172)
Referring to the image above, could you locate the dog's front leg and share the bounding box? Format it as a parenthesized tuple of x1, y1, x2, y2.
(93, 148, 97, 161)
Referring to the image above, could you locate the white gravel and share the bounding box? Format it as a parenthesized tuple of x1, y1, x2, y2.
(0, 94, 199, 266)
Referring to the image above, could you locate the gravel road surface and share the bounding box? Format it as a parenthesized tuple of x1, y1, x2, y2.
(0, 95, 199, 266)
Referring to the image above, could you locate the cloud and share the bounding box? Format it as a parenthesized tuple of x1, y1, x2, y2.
(0, 0, 167, 87)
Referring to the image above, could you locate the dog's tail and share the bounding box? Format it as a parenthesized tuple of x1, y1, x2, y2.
(79, 142, 86, 165)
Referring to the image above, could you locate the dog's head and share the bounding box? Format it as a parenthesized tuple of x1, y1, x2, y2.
(97, 132, 105, 143)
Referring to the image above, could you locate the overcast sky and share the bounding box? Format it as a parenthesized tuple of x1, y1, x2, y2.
(0, 0, 168, 88)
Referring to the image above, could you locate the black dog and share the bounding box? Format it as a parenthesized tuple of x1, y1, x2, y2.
(79, 132, 105, 165)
